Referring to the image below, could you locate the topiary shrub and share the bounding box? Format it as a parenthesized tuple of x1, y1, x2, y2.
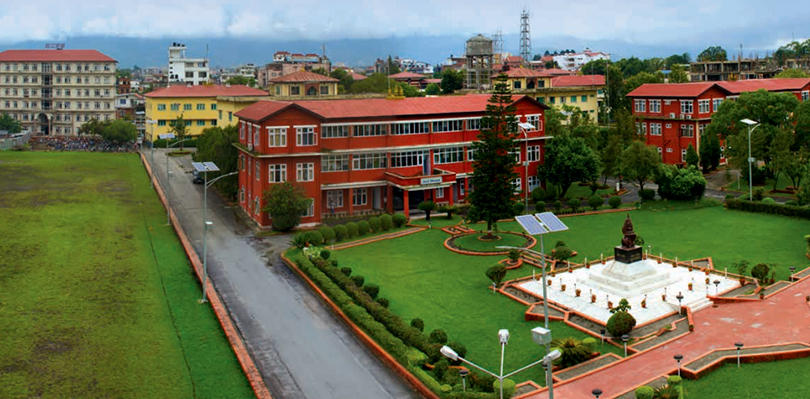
(340, 267, 352, 276)
(753, 187, 765, 201)
(380, 214, 393, 231)
(545, 185, 560, 201)
(535, 200, 546, 211)
(634, 385, 654, 399)
(508, 249, 521, 262)
(751, 263, 770, 285)
(761, 197, 776, 204)
(318, 226, 336, 243)
(368, 216, 381, 232)
(567, 198, 581, 211)
(608, 196, 622, 209)
(433, 358, 450, 380)
(639, 189, 656, 201)
(446, 341, 467, 366)
(303, 230, 323, 246)
(429, 329, 448, 344)
(376, 297, 389, 308)
(513, 201, 526, 216)
(358, 220, 371, 235)
(392, 213, 407, 227)
(363, 283, 380, 299)
(606, 310, 636, 337)
(492, 379, 516, 399)
(410, 318, 425, 332)
(785, 200, 799, 206)
(334, 224, 349, 241)
(350, 275, 365, 287)
(667, 375, 682, 386)
(345, 222, 359, 237)
(530, 187, 546, 204)
(486, 264, 507, 287)
(320, 249, 331, 260)
(588, 194, 604, 210)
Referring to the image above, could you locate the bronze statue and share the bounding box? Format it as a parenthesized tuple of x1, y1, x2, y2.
(621, 214, 637, 248)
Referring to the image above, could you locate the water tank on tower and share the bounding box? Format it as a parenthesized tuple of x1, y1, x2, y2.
(465, 34, 494, 90)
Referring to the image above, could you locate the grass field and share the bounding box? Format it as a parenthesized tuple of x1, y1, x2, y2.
(682, 357, 810, 398)
(0, 152, 253, 398)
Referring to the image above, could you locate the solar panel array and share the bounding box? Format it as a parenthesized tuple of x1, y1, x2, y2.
(536, 212, 568, 232)
(203, 162, 220, 172)
(159, 133, 176, 140)
(515, 214, 548, 235)
(191, 162, 206, 172)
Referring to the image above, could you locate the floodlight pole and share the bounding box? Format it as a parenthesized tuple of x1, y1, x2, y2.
(519, 125, 529, 214)
(199, 170, 238, 303)
(166, 138, 191, 225)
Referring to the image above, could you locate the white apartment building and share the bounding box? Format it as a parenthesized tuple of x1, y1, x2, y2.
(167, 42, 209, 85)
(0, 49, 117, 135)
(552, 49, 610, 71)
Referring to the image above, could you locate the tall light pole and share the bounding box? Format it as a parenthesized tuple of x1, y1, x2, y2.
(161, 133, 190, 225)
(147, 119, 157, 164)
(518, 122, 536, 214)
(740, 119, 759, 201)
(674, 354, 683, 377)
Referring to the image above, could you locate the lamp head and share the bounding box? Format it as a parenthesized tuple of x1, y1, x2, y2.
(740, 118, 759, 126)
(735, 342, 744, 349)
(205, 221, 214, 230)
(498, 329, 510, 345)
(545, 349, 561, 362)
(440, 345, 459, 361)
(674, 354, 683, 361)
(621, 334, 629, 342)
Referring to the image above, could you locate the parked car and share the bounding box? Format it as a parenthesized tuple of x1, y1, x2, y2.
(192, 170, 204, 184)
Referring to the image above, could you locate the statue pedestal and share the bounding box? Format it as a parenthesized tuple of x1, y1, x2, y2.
(614, 245, 642, 264)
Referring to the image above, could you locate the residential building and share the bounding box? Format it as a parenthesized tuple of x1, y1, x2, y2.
(115, 92, 145, 135)
(117, 76, 131, 94)
(552, 49, 610, 72)
(268, 70, 339, 97)
(389, 71, 429, 89)
(495, 68, 604, 122)
(257, 52, 330, 87)
(234, 95, 549, 227)
(392, 57, 434, 75)
(167, 42, 209, 85)
(717, 78, 810, 100)
(218, 63, 258, 84)
(144, 84, 267, 142)
(689, 58, 780, 82)
(0, 49, 117, 135)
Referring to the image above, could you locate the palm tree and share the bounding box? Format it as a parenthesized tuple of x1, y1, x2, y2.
(418, 200, 437, 222)
(549, 337, 594, 368)
(169, 115, 188, 150)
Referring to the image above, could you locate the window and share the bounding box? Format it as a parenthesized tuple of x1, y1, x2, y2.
(467, 118, 482, 131)
(390, 150, 427, 168)
(322, 125, 349, 138)
(184, 104, 192, 111)
(713, 98, 722, 111)
(650, 123, 662, 136)
(171, 103, 180, 111)
(698, 99, 710, 114)
(681, 149, 687, 162)
(513, 178, 522, 193)
(528, 175, 540, 191)
(297, 163, 314, 182)
(680, 124, 694, 138)
(649, 100, 661, 113)
(267, 127, 287, 147)
(184, 120, 191, 126)
(699, 124, 705, 137)
(657, 147, 662, 158)
(302, 199, 314, 217)
(255, 161, 260, 181)
(296, 126, 315, 146)
(527, 145, 541, 162)
(467, 148, 476, 161)
(253, 125, 260, 147)
(197, 104, 205, 111)
(353, 188, 367, 206)
(680, 100, 693, 114)
(436, 187, 444, 198)
(353, 124, 388, 137)
(636, 122, 644, 135)
(322, 154, 349, 172)
(526, 114, 541, 131)
(391, 121, 429, 135)
(211, 103, 217, 110)
(268, 164, 287, 183)
(352, 153, 387, 170)
(433, 147, 464, 164)
(320, 85, 329, 95)
(634, 99, 646, 113)
(290, 86, 301, 95)
(549, 97, 556, 104)
(510, 148, 520, 163)
(459, 179, 466, 195)
(571, 96, 577, 103)
(228, 112, 233, 122)
(581, 95, 587, 102)
(240, 122, 245, 139)
(158, 120, 167, 126)
(326, 191, 343, 208)
(431, 119, 463, 133)
(197, 120, 205, 126)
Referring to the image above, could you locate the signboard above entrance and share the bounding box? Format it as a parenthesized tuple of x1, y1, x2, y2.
(420, 176, 443, 185)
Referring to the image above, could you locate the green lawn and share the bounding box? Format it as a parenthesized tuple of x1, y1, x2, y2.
(452, 232, 531, 252)
(0, 152, 253, 398)
(682, 358, 810, 398)
(563, 182, 616, 199)
(724, 171, 798, 199)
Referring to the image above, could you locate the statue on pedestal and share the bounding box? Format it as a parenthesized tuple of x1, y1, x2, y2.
(621, 215, 637, 248)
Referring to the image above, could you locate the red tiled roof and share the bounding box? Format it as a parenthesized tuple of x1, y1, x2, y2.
(145, 84, 268, 98)
(538, 68, 576, 77)
(350, 72, 367, 81)
(717, 78, 810, 94)
(495, 68, 545, 78)
(551, 75, 606, 87)
(275, 51, 290, 55)
(626, 82, 726, 98)
(236, 94, 548, 122)
(425, 78, 442, 84)
(505, 56, 524, 63)
(0, 49, 116, 62)
(389, 71, 427, 80)
(269, 70, 338, 83)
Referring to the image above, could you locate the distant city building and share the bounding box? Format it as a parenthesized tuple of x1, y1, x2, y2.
(392, 57, 434, 75)
(115, 92, 145, 134)
(268, 70, 339, 97)
(218, 63, 258, 84)
(257, 52, 330, 88)
(495, 69, 604, 122)
(689, 58, 781, 82)
(167, 42, 209, 85)
(117, 76, 131, 94)
(552, 49, 609, 72)
(0, 49, 117, 135)
(389, 71, 430, 89)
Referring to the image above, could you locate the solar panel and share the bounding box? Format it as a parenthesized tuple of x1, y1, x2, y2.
(515, 215, 548, 235)
(158, 133, 175, 140)
(191, 162, 206, 172)
(203, 162, 220, 172)
(536, 212, 568, 232)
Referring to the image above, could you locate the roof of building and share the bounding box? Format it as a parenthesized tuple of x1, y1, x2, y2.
(269, 70, 338, 83)
(551, 75, 606, 87)
(495, 68, 545, 78)
(350, 72, 367, 81)
(0, 49, 116, 62)
(425, 78, 442, 84)
(145, 84, 268, 98)
(504, 56, 524, 64)
(236, 94, 548, 122)
(717, 78, 810, 94)
(389, 71, 427, 80)
(538, 68, 577, 77)
(626, 82, 728, 98)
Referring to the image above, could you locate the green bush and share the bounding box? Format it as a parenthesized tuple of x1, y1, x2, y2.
(405, 347, 427, 367)
(369, 216, 382, 232)
(303, 230, 323, 245)
(588, 194, 604, 210)
(345, 222, 359, 237)
(492, 379, 516, 399)
(606, 311, 637, 337)
(530, 187, 546, 204)
(358, 220, 371, 235)
(513, 202, 526, 215)
(380, 214, 393, 231)
(350, 275, 365, 287)
(320, 249, 331, 260)
(429, 329, 448, 344)
(318, 226, 336, 243)
(567, 198, 580, 211)
(634, 385, 654, 399)
(667, 375, 682, 386)
(753, 187, 765, 201)
(485, 264, 507, 287)
(761, 197, 776, 204)
(363, 283, 380, 299)
(785, 200, 799, 206)
(334, 224, 349, 241)
(725, 194, 735, 202)
(655, 165, 706, 201)
(376, 297, 390, 308)
(608, 196, 622, 209)
(535, 200, 546, 211)
(153, 138, 198, 148)
(725, 198, 810, 220)
(340, 267, 352, 276)
(553, 200, 562, 212)
(639, 189, 656, 201)
(751, 263, 770, 284)
(393, 213, 408, 227)
(446, 341, 467, 365)
(545, 185, 560, 201)
(410, 318, 425, 332)
(433, 359, 450, 380)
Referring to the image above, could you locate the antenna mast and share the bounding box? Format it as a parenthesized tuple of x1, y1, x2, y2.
(520, 8, 531, 67)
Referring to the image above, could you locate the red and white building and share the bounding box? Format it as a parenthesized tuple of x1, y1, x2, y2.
(628, 78, 810, 166)
(234, 95, 549, 227)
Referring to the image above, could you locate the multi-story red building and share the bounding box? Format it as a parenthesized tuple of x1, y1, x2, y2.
(234, 95, 548, 227)
(717, 78, 810, 102)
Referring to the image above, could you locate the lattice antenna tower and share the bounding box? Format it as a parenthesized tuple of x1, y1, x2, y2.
(520, 8, 531, 66)
(493, 30, 503, 61)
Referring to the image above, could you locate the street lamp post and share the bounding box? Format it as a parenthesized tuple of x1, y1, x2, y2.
(592, 388, 603, 399)
(713, 279, 720, 295)
(147, 119, 158, 164)
(740, 119, 760, 201)
(161, 133, 190, 225)
(676, 292, 684, 316)
(790, 266, 796, 281)
(459, 368, 469, 392)
(518, 122, 535, 215)
(735, 342, 744, 367)
(621, 334, 630, 357)
(674, 354, 683, 377)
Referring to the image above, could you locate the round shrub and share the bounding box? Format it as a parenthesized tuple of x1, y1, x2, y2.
(582, 337, 597, 348)
(588, 194, 604, 210)
(330, 259, 338, 267)
(761, 197, 776, 204)
(350, 275, 365, 287)
(530, 187, 545, 204)
(334, 224, 349, 241)
(513, 202, 526, 215)
(358, 220, 371, 235)
(429, 329, 448, 344)
(369, 216, 382, 232)
(319, 249, 331, 260)
(433, 359, 449, 380)
(606, 311, 636, 337)
(751, 263, 770, 284)
(380, 214, 393, 231)
(553, 200, 562, 212)
(639, 189, 656, 201)
(410, 318, 425, 332)
(535, 200, 546, 210)
(492, 379, 516, 399)
(303, 231, 323, 245)
(567, 198, 581, 211)
(446, 341, 467, 365)
(392, 213, 407, 227)
(375, 297, 389, 308)
(345, 222, 359, 237)
(635, 386, 654, 399)
(318, 226, 336, 243)
(363, 283, 380, 299)
(545, 185, 560, 201)
(667, 375, 683, 386)
(608, 196, 622, 209)
(340, 267, 352, 276)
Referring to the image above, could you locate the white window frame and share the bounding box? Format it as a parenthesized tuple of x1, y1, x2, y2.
(268, 164, 287, 183)
(322, 125, 349, 138)
(436, 187, 444, 198)
(326, 190, 344, 208)
(433, 147, 464, 164)
(681, 149, 687, 162)
(680, 124, 694, 138)
(255, 160, 260, 181)
(352, 153, 387, 170)
(296, 162, 314, 182)
(253, 124, 260, 148)
(322, 154, 349, 172)
(680, 100, 694, 115)
(466, 118, 482, 131)
(267, 127, 287, 147)
(649, 100, 661, 113)
(352, 188, 367, 206)
(803, 91, 809, 102)
(295, 126, 316, 146)
(634, 99, 646, 113)
(513, 178, 522, 193)
(650, 123, 662, 136)
(528, 176, 540, 191)
(713, 98, 722, 112)
(526, 114, 542, 131)
(390, 150, 427, 168)
(698, 99, 710, 114)
(302, 199, 314, 217)
(431, 119, 463, 133)
(527, 145, 541, 162)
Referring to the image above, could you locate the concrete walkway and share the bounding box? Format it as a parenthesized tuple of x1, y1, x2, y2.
(528, 276, 810, 399)
(143, 149, 417, 399)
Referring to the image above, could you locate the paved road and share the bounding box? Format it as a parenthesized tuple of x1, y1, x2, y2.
(144, 149, 417, 399)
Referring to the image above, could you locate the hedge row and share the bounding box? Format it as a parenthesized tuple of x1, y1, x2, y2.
(725, 198, 810, 219)
(309, 213, 408, 245)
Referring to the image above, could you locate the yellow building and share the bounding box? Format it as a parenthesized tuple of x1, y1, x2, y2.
(216, 95, 271, 127)
(268, 70, 339, 97)
(144, 84, 267, 142)
(496, 69, 605, 123)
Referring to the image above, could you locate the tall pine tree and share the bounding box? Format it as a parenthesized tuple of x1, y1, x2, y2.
(468, 75, 520, 235)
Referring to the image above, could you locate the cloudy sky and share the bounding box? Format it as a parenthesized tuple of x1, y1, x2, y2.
(0, 0, 806, 51)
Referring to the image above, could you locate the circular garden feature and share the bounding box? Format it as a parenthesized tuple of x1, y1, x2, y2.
(446, 231, 534, 255)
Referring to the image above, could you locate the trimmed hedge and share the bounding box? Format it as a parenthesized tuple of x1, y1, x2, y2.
(725, 198, 810, 219)
(369, 216, 382, 232)
(334, 224, 349, 241)
(319, 226, 336, 243)
(608, 196, 622, 209)
(380, 214, 393, 231)
(393, 213, 407, 227)
(358, 220, 371, 235)
(345, 222, 359, 238)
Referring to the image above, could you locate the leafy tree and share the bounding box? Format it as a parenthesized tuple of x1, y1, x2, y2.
(544, 60, 559, 69)
(485, 264, 507, 287)
(799, 165, 810, 205)
(769, 128, 794, 190)
(655, 165, 707, 201)
(616, 56, 645, 78)
(605, 64, 625, 115)
(386, 55, 401, 74)
(579, 59, 608, 76)
(624, 72, 663, 101)
(261, 182, 312, 232)
(697, 46, 728, 62)
(614, 109, 637, 145)
(784, 149, 808, 190)
(100, 119, 137, 143)
(699, 131, 721, 172)
(330, 69, 355, 93)
(751, 263, 770, 285)
(600, 134, 623, 185)
(0, 113, 22, 133)
(467, 75, 520, 235)
(621, 141, 661, 191)
(665, 53, 691, 68)
(543, 107, 567, 138)
(78, 118, 108, 136)
(668, 64, 689, 83)
(225, 75, 256, 87)
(310, 68, 329, 77)
(425, 83, 440, 95)
(794, 100, 810, 149)
(350, 73, 396, 94)
(397, 82, 422, 98)
(539, 133, 600, 198)
(440, 69, 464, 94)
(775, 69, 809, 78)
(685, 143, 699, 167)
(169, 115, 189, 150)
(193, 125, 240, 199)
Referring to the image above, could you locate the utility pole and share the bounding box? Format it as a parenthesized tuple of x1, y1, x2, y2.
(520, 9, 531, 67)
